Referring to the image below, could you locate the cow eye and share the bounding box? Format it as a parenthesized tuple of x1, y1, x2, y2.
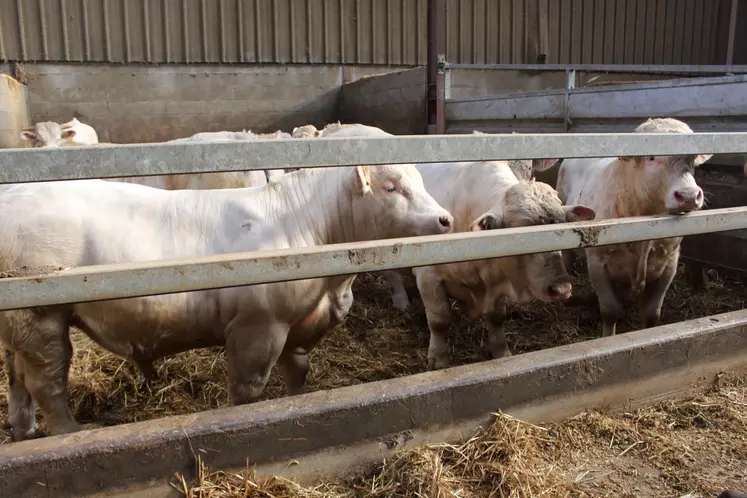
(386, 185, 396, 193)
(649, 156, 656, 161)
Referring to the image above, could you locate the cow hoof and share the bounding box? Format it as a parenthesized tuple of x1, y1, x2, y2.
(11, 424, 38, 442)
(392, 295, 410, 312)
(427, 357, 450, 371)
(490, 348, 512, 359)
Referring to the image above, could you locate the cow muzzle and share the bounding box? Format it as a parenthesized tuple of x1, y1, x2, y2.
(669, 187, 703, 214)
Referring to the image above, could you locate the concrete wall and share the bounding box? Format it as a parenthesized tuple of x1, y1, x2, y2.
(339, 67, 426, 135)
(0, 74, 29, 148)
(23, 63, 401, 144)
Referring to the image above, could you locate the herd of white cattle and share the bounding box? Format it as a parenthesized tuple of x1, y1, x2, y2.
(0, 116, 713, 440)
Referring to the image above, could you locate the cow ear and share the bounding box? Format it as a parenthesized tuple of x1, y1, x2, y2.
(694, 154, 712, 166)
(563, 205, 596, 222)
(533, 158, 560, 171)
(354, 165, 372, 195)
(469, 212, 502, 231)
(61, 129, 76, 140)
(20, 130, 36, 141)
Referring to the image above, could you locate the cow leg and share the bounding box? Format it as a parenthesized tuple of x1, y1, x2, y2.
(225, 320, 288, 404)
(384, 270, 410, 311)
(683, 263, 707, 291)
(587, 257, 623, 337)
(4, 349, 37, 440)
(278, 349, 309, 396)
(2, 310, 77, 439)
(485, 298, 511, 358)
(415, 268, 453, 370)
(639, 260, 677, 329)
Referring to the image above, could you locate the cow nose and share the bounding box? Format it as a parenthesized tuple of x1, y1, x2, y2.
(672, 187, 703, 212)
(438, 215, 453, 231)
(547, 282, 572, 300)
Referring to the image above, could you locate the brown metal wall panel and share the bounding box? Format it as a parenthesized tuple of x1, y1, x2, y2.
(0, 0, 731, 65)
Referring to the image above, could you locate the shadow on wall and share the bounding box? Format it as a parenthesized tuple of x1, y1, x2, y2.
(20, 63, 410, 144)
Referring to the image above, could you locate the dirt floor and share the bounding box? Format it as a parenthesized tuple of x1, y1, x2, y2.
(174, 372, 747, 497)
(0, 263, 745, 446)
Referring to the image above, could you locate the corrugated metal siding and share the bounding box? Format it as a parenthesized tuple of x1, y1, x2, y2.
(0, 0, 429, 64)
(446, 0, 728, 65)
(0, 0, 730, 65)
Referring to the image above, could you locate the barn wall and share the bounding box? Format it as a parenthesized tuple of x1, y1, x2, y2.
(0, 0, 732, 66)
(0, 73, 29, 148)
(339, 66, 426, 134)
(23, 63, 399, 143)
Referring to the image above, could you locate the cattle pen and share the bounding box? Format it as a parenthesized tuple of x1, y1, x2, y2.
(0, 131, 746, 497)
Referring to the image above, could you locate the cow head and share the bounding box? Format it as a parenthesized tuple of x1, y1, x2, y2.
(292, 124, 321, 139)
(619, 118, 709, 215)
(469, 180, 595, 302)
(20, 122, 75, 148)
(349, 164, 453, 239)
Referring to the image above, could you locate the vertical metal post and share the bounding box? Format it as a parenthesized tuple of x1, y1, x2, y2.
(726, 0, 739, 64)
(563, 69, 575, 132)
(427, 0, 446, 134)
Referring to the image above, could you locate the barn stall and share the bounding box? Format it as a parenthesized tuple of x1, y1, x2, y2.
(1, 1, 747, 497)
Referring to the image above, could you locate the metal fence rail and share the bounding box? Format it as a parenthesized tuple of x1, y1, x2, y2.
(443, 63, 747, 74)
(0, 208, 745, 312)
(0, 133, 746, 311)
(1, 133, 747, 183)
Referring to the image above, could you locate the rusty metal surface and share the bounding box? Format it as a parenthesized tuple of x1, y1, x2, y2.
(0, 0, 732, 65)
(0, 208, 746, 311)
(2, 132, 747, 183)
(1, 309, 746, 498)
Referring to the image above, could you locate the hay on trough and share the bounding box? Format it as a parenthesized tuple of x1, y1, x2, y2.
(172, 373, 747, 497)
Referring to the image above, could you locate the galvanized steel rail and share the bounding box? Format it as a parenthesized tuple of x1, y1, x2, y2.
(1, 133, 747, 183)
(443, 63, 747, 74)
(0, 208, 745, 311)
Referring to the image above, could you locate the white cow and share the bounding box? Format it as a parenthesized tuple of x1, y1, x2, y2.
(400, 161, 594, 369)
(20, 121, 76, 148)
(0, 163, 453, 440)
(319, 124, 595, 368)
(116, 129, 291, 190)
(60, 118, 100, 146)
(292, 124, 321, 138)
(557, 118, 711, 337)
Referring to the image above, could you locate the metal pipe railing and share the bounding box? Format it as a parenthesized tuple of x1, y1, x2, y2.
(0, 207, 745, 311)
(0, 133, 746, 183)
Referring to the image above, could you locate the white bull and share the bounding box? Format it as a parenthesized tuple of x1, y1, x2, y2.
(557, 117, 711, 337)
(319, 123, 595, 368)
(0, 163, 453, 440)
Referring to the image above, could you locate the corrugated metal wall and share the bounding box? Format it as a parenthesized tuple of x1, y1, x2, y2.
(0, 0, 730, 65)
(448, 0, 729, 65)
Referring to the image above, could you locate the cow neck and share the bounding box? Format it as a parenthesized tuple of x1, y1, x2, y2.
(259, 167, 359, 247)
(606, 159, 657, 218)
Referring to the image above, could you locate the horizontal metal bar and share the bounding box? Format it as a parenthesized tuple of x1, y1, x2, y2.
(2, 133, 747, 183)
(0, 207, 745, 311)
(443, 63, 747, 74)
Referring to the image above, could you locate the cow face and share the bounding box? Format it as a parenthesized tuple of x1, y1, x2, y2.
(350, 164, 453, 239)
(620, 118, 709, 215)
(20, 122, 75, 148)
(470, 181, 595, 302)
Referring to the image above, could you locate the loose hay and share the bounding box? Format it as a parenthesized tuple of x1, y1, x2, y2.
(0, 267, 745, 444)
(172, 373, 747, 497)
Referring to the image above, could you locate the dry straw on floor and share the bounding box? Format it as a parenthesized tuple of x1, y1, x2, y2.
(172, 373, 746, 497)
(0, 267, 745, 444)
